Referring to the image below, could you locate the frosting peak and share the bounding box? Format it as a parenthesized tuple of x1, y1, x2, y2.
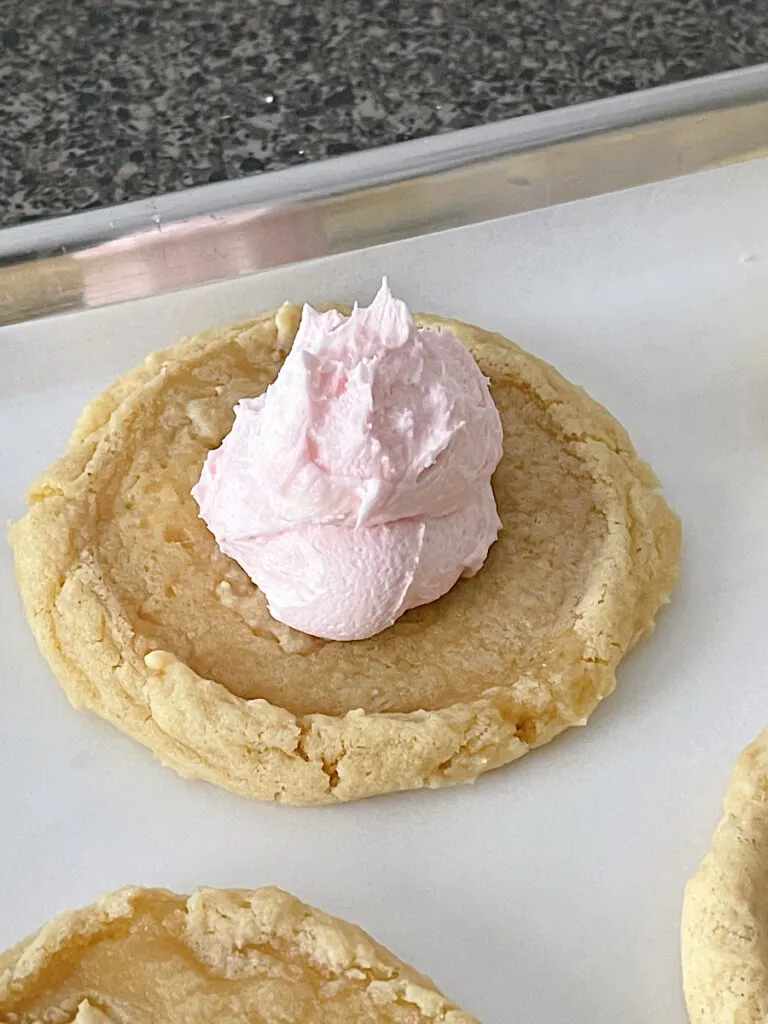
(193, 280, 503, 641)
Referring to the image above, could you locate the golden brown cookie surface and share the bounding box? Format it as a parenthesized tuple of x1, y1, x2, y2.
(682, 729, 768, 1022)
(0, 886, 477, 1023)
(9, 304, 680, 803)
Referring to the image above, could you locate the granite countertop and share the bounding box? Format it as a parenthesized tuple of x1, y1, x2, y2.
(2, 0, 767, 228)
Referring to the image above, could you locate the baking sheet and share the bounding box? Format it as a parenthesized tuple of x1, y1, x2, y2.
(2, 156, 768, 1022)
(4, 65, 768, 326)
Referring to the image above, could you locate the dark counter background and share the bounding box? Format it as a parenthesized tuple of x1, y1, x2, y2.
(2, 0, 767, 227)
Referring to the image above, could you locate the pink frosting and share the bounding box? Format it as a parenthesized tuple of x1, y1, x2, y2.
(192, 280, 503, 641)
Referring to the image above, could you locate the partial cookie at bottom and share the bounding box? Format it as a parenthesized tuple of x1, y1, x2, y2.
(0, 886, 478, 1023)
(682, 728, 768, 1022)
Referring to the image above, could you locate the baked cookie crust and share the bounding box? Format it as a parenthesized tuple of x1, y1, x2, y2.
(682, 729, 768, 1022)
(0, 885, 477, 1023)
(9, 304, 680, 804)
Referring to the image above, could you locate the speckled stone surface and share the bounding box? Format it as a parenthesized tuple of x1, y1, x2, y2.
(2, 0, 768, 227)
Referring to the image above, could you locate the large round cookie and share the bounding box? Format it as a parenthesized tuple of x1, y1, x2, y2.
(9, 302, 680, 804)
(682, 729, 768, 1021)
(0, 885, 477, 1023)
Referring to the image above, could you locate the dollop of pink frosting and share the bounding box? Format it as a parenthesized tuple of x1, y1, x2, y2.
(192, 279, 503, 641)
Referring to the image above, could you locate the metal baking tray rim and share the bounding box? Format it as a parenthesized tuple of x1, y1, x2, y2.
(2, 62, 767, 325)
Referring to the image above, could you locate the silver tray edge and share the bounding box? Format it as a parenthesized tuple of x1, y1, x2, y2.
(2, 63, 768, 325)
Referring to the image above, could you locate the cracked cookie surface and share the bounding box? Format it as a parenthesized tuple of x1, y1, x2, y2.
(682, 728, 768, 1022)
(9, 304, 681, 804)
(0, 885, 478, 1023)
